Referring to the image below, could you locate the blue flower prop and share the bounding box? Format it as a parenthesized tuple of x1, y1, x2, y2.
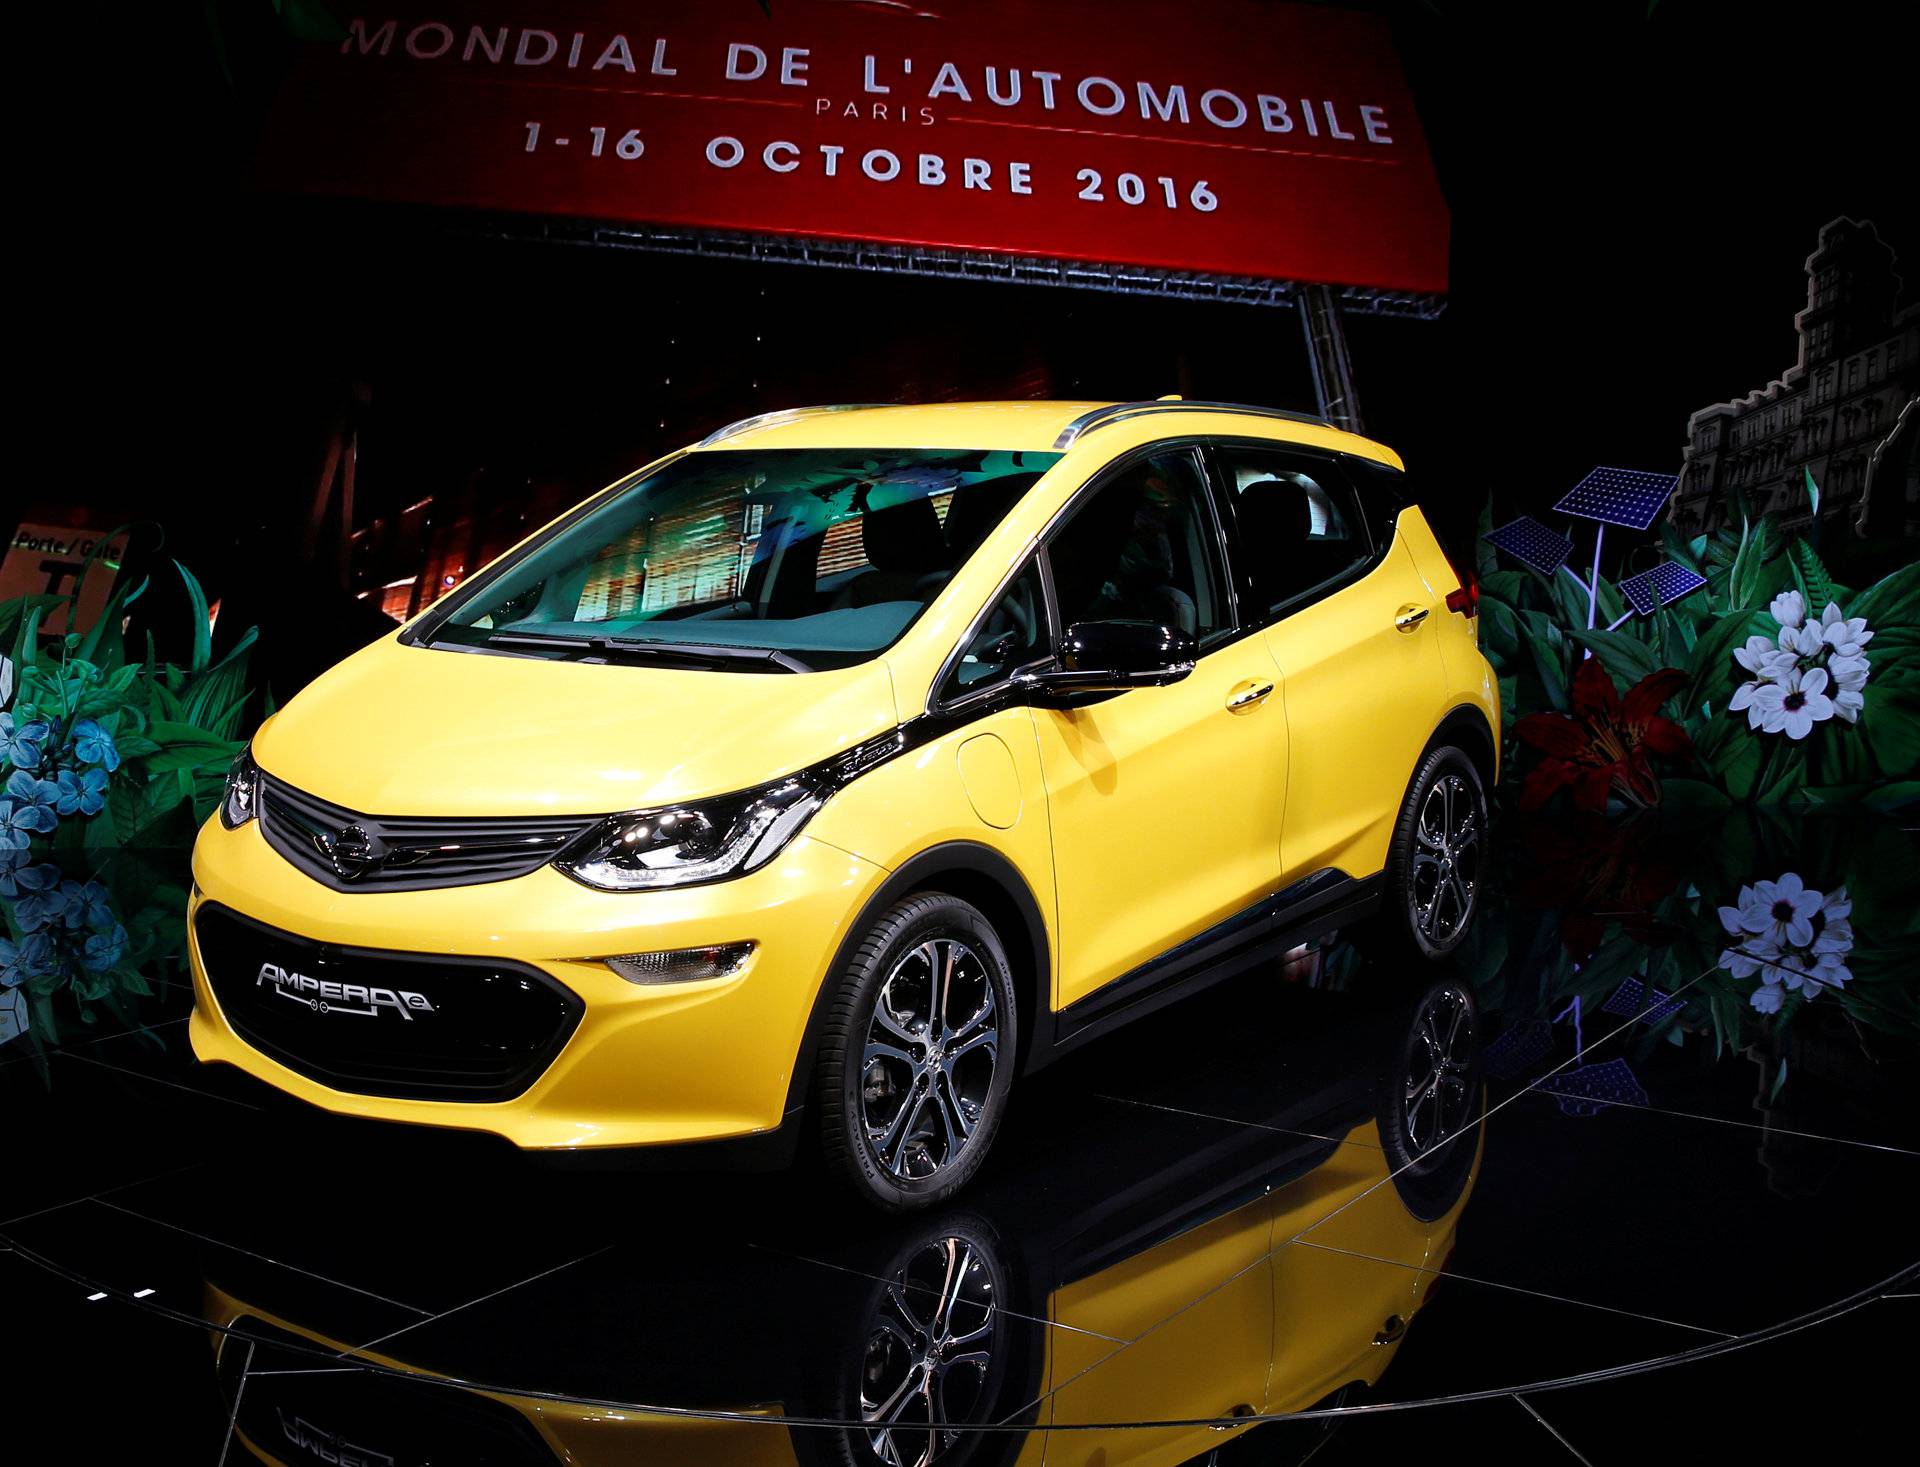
(61, 879, 116, 933)
(0, 712, 51, 770)
(81, 923, 129, 973)
(8, 863, 66, 930)
(4, 770, 61, 834)
(71, 718, 121, 773)
(54, 766, 110, 817)
(1, 931, 60, 989)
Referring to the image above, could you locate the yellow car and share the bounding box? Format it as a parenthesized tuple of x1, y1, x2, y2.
(188, 398, 1498, 1208)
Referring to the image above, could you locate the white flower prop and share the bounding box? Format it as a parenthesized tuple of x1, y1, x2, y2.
(0, 653, 13, 709)
(1817, 602, 1873, 657)
(1749, 666, 1835, 739)
(1727, 590, 1873, 739)
(1717, 873, 1854, 1012)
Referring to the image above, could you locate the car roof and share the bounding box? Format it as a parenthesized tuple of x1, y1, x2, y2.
(689, 400, 1404, 469)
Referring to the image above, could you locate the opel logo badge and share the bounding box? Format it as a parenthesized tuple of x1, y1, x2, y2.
(327, 823, 385, 882)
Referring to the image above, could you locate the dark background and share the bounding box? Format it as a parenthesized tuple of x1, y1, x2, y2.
(21, 1, 1915, 696)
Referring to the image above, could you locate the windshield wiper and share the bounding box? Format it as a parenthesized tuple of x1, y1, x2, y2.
(477, 631, 812, 673)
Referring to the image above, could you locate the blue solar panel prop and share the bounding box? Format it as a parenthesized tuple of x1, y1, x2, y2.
(1483, 1018, 1554, 1081)
(1600, 977, 1684, 1026)
(1483, 515, 1573, 577)
(1538, 1058, 1649, 1118)
(1616, 561, 1708, 617)
(1551, 467, 1680, 531)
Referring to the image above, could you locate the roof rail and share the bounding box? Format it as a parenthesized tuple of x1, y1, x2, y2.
(1052, 399, 1333, 450)
(698, 404, 893, 447)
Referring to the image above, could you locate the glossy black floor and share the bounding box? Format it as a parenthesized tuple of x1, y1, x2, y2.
(6, 812, 1918, 1464)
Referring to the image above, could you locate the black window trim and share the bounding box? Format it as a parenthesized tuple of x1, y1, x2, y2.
(1199, 436, 1397, 633)
(928, 437, 1248, 716)
(1037, 439, 1242, 655)
(927, 550, 1059, 718)
(932, 436, 1285, 715)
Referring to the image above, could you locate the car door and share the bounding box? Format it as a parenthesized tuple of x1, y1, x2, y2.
(1043, 1200, 1277, 1467)
(1028, 444, 1288, 1011)
(1212, 442, 1449, 884)
(1265, 1124, 1434, 1413)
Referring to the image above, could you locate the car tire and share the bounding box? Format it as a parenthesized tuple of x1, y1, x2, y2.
(1372, 744, 1488, 963)
(815, 892, 1018, 1212)
(1379, 977, 1484, 1221)
(793, 1212, 1038, 1467)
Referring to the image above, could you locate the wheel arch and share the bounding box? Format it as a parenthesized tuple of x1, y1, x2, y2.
(1427, 702, 1499, 794)
(782, 841, 1053, 1119)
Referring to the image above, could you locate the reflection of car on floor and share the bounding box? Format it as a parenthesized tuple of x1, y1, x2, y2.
(206, 978, 1483, 1467)
(188, 399, 1497, 1208)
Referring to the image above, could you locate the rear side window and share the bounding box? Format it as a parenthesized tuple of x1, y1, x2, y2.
(1213, 446, 1373, 616)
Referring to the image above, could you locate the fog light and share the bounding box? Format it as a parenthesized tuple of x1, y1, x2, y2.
(603, 943, 756, 985)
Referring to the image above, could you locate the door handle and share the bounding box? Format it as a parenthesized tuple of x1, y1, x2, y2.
(1394, 604, 1431, 633)
(1374, 1313, 1409, 1345)
(1226, 680, 1275, 711)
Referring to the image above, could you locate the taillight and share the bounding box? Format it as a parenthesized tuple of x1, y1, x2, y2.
(1446, 569, 1479, 617)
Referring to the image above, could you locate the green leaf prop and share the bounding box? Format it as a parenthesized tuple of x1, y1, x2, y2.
(1787, 537, 1838, 618)
(1860, 690, 1920, 781)
(1683, 609, 1766, 722)
(1570, 628, 1662, 687)
(143, 721, 244, 774)
(1851, 561, 1918, 627)
(1517, 609, 1570, 711)
(175, 560, 213, 673)
(1, 552, 259, 1055)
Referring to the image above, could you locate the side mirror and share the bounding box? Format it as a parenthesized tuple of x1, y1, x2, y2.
(1016, 620, 1197, 702)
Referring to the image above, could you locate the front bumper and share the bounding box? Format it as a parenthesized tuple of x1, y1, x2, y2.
(187, 813, 887, 1150)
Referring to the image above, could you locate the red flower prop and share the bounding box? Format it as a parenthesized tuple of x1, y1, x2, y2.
(1514, 660, 1691, 811)
(1514, 813, 1692, 959)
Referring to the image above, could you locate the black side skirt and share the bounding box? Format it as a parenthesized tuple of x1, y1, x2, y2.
(1037, 869, 1382, 1064)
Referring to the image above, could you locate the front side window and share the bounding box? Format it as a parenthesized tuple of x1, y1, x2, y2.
(1215, 446, 1372, 616)
(422, 447, 1057, 670)
(1045, 448, 1228, 640)
(940, 561, 1048, 701)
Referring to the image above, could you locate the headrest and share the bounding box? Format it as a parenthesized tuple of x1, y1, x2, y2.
(944, 473, 1042, 559)
(862, 497, 948, 574)
(1236, 478, 1314, 543)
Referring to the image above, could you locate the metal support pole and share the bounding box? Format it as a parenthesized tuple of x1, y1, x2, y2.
(1298, 283, 1363, 433)
(1586, 523, 1605, 630)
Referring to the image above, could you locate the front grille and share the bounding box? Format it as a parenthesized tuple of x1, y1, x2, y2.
(196, 903, 582, 1102)
(258, 773, 600, 892)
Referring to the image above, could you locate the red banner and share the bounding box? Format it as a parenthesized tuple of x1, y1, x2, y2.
(259, 2, 1449, 293)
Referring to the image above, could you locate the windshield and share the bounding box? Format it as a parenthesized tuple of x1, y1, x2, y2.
(422, 447, 1059, 671)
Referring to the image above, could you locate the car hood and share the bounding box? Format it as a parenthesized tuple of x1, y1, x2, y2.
(250, 635, 900, 817)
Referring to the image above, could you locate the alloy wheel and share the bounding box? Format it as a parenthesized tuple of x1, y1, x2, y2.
(858, 1235, 1000, 1467)
(860, 939, 1001, 1182)
(1403, 984, 1477, 1164)
(1409, 772, 1481, 943)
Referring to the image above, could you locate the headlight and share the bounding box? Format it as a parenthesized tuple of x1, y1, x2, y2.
(221, 748, 259, 829)
(555, 778, 822, 891)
